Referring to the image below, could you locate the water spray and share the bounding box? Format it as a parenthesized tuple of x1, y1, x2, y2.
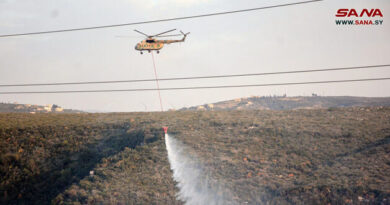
(164, 132, 236, 205)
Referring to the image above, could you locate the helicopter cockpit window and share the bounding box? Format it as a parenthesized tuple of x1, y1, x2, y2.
(146, 39, 155, 43)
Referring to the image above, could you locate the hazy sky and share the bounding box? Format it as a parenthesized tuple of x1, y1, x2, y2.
(0, 0, 389, 112)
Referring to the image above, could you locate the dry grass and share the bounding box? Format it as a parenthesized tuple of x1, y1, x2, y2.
(1, 107, 389, 204)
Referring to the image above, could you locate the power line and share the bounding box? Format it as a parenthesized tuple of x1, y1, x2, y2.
(0, 0, 323, 38)
(1, 64, 388, 87)
(1, 77, 389, 94)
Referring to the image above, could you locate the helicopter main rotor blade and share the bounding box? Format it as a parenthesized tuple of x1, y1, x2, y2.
(153, 29, 177, 37)
(134, 29, 149, 37)
(157, 34, 183, 37)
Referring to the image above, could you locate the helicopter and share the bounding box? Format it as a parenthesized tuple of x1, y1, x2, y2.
(134, 29, 190, 54)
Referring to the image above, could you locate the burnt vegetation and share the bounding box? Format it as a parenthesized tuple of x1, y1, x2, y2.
(0, 114, 167, 204)
(0, 107, 389, 204)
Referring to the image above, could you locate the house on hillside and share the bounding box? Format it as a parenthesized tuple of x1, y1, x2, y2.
(44, 105, 53, 112)
(55, 107, 64, 112)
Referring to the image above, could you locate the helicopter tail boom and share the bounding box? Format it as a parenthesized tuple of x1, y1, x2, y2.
(158, 31, 189, 44)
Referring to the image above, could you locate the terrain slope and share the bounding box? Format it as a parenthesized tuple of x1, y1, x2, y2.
(1, 107, 389, 204)
(181, 96, 390, 111)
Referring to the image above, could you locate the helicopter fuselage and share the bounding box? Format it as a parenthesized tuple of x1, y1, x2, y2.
(135, 35, 187, 53)
(135, 39, 165, 51)
(135, 38, 186, 51)
(133, 29, 189, 54)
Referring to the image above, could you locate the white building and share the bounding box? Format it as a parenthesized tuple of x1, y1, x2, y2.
(44, 104, 53, 112)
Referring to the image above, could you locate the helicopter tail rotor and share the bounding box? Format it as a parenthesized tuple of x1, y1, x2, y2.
(180, 31, 190, 41)
(180, 31, 190, 36)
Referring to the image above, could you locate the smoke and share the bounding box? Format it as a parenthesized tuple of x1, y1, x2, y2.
(165, 134, 237, 205)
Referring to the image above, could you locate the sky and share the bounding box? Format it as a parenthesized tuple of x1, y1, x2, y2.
(0, 0, 389, 112)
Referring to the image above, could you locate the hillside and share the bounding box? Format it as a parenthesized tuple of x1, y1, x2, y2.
(181, 96, 390, 111)
(1, 108, 389, 204)
(0, 103, 81, 113)
(0, 113, 176, 204)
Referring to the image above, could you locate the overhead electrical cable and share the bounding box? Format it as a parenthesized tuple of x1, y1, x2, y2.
(0, 64, 388, 87)
(0, 0, 323, 38)
(1, 77, 389, 94)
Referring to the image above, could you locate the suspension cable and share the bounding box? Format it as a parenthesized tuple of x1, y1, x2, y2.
(151, 52, 164, 112)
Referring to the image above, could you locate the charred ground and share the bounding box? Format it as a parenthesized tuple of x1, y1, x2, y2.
(1, 107, 389, 204)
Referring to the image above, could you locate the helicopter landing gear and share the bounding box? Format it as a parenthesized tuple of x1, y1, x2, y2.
(157, 50, 160, 54)
(148, 50, 151, 53)
(140, 51, 143, 55)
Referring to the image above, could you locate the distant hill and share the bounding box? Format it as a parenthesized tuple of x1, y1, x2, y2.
(0, 103, 82, 113)
(180, 96, 390, 111)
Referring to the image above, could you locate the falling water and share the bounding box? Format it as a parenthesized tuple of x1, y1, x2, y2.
(165, 134, 236, 205)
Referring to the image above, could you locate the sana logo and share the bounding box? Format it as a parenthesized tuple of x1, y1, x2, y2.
(336, 9, 383, 17)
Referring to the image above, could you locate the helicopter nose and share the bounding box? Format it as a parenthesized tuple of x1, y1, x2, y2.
(135, 44, 139, 50)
